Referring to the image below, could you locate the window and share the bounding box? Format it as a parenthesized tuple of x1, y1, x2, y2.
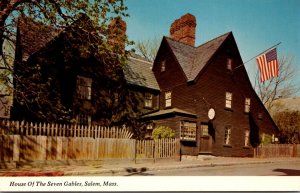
(161, 60, 166, 72)
(225, 92, 232, 109)
(77, 76, 92, 100)
(165, 91, 172, 107)
(245, 98, 251, 113)
(77, 113, 91, 125)
(224, 126, 231, 145)
(258, 113, 262, 120)
(144, 93, 153, 108)
(180, 121, 196, 141)
(244, 130, 250, 147)
(227, 58, 232, 70)
(201, 124, 209, 136)
(146, 123, 154, 130)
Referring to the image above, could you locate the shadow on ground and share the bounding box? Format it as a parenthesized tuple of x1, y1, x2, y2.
(273, 168, 300, 176)
(124, 167, 154, 176)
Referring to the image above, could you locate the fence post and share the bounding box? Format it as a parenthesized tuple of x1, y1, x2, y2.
(153, 140, 156, 163)
(134, 139, 137, 164)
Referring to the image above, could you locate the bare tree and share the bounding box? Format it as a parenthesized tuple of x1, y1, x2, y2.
(254, 55, 300, 111)
(134, 37, 161, 62)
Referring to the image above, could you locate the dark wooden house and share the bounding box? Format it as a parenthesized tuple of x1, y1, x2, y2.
(11, 13, 279, 157)
(141, 13, 279, 157)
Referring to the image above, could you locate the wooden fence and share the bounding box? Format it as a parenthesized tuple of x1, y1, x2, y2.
(0, 120, 133, 138)
(0, 120, 180, 167)
(254, 144, 300, 158)
(136, 139, 181, 162)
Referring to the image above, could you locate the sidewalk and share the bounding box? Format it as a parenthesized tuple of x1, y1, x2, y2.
(1, 156, 300, 176)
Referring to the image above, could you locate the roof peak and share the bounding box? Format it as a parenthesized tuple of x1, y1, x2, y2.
(165, 31, 232, 49)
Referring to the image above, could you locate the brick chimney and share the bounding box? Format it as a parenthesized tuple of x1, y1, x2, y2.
(170, 13, 196, 47)
(108, 17, 127, 50)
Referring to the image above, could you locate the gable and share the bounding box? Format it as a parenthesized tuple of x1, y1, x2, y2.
(164, 32, 231, 82)
(17, 17, 61, 61)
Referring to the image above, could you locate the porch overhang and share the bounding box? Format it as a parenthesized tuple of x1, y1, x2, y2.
(142, 108, 197, 119)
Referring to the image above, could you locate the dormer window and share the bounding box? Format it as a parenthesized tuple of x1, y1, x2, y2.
(161, 60, 166, 72)
(227, 58, 232, 70)
(77, 76, 92, 100)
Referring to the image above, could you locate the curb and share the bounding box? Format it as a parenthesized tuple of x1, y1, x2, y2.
(1, 159, 299, 176)
(64, 160, 276, 176)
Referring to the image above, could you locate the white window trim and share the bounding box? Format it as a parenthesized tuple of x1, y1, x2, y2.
(225, 92, 232, 109)
(244, 130, 250, 147)
(165, 91, 172, 108)
(224, 127, 231, 145)
(227, 58, 232, 70)
(245, 98, 251, 113)
(144, 93, 153, 108)
(161, 60, 166, 72)
(180, 121, 197, 141)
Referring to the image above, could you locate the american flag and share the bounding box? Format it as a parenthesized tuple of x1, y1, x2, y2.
(256, 48, 278, 82)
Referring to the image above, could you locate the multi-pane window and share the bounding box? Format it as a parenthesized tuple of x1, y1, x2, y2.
(180, 121, 196, 141)
(144, 93, 153, 108)
(227, 58, 232, 70)
(77, 113, 91, 125)
(161, 60, 166, 72)
(77, 76, 92, 100)
(146, 123, 154, 130)
(245, 130, 250, 147)
(201, 124, 209, 136)
(165, 91, 172, 107)
(225, 92, 232, 109)
(245, 98, 251, 113)
(224, 126, 231, 145)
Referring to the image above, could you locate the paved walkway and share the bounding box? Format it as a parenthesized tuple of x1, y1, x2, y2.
(1, 157, 300, 176)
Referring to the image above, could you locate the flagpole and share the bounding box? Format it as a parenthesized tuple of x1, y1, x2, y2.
(232, 42, 281, 72)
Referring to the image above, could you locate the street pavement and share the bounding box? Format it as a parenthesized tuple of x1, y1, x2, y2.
(1, 156, 300, 176)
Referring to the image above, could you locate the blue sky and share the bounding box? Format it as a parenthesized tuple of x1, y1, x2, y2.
(123, 0, 300, 94)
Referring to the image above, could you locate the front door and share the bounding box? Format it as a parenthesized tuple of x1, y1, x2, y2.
(199, 123, 212, 153)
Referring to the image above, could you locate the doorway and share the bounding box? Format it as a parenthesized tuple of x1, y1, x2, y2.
(199, 123, 212, 153)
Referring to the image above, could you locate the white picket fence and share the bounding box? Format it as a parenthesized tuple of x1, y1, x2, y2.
(0, 120, 133, 138)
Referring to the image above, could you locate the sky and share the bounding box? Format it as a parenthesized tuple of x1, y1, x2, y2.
(123, 0, 300, 95)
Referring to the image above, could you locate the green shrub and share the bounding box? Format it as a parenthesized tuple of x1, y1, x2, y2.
(152, 126, 175, 139)
(260, 133, 273, 144)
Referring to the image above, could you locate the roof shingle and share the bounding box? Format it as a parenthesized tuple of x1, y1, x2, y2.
(124, 55, 160, 91)
(165, 32, 231, 81)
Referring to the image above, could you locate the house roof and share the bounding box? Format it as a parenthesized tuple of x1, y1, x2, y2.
(165, 32, 231, 81)
(142, 108, 197, 118)
(17, 17, 159, 91)
(18, 17, 61, 61)
(124, 54, 160, 91)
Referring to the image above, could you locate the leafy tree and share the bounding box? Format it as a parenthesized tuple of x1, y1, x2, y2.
(272, 110, 300, 144)
(152, 126, 175, 139)
(0, 1, 145, 125)
(254, 56, 300, 111)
